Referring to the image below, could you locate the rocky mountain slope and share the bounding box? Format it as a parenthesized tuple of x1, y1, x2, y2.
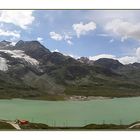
(0, 40, 140, 100)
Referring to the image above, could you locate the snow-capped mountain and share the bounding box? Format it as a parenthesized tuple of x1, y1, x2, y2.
(0, 40, 140, 100)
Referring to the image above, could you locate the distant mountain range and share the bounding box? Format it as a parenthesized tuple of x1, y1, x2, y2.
(0, 40, 140, 100)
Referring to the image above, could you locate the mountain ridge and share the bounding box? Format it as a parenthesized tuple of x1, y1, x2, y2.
(0, 40, 139, 100)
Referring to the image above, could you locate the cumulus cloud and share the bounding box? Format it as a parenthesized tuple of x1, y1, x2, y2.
(136, 47, 140, 56)
(0, 29, 20, 38)
(72, 21, 96, 38)
(118, 56, 137, 64)
(118, 48, 140, 64)
(50, 32, 73, 45)
(105, 19, 140, 41)
(49, 32, 63, 41)
(37, 37, 43, 43)
(64, 34, 72, 40)
(88, 47, 140, 65)
(89, 54, 137, 65)
(0, 10, 34, 29)
(89, 54, 116, 61)
(64, 34, 73, 46)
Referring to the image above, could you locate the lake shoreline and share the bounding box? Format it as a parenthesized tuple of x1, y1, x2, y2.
(0, 95, 140, 101)
(0, 119, 139, 130)
(64, 95, 112, 101)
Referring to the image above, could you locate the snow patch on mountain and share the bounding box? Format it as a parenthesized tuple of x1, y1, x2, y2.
(0, 57, 8, 71)
(0, 50, 39, 65)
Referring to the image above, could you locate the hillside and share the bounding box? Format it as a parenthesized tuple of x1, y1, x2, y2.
(0, 40, 140, 100)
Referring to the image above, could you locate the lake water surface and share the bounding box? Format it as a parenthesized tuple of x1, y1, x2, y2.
(0, 97, 140, 127)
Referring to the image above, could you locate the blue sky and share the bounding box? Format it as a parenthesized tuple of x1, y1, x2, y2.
(1, 10, 140, 64)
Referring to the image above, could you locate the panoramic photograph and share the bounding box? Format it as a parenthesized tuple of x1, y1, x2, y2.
(0, 10, 140, 130)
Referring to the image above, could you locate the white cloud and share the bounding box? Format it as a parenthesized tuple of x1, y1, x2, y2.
(105, 19, 140, 41)
(117, 47, 140, 64)
(89, 54, 137, 65)
(52, 49, 60, 52)
(87, 10, 139, 26)
(88, 47, 140, 65)
(136, 47, 140, 56)
(97, 33, 109, 37)
(67, 40, 73, 45)
(49, 32, 63, 41)
(64, 34, 72, 40)
(64, 34, 73, 46)
(0, 29, 20, 38)
(64, 53, 80, 59)
(50, 32, 73, 45)
(52, 50, 79, 59)
(109, 39, 114, 43)
(9, 36, 20, 44)
(0, 10, 34, 29)
(37, 37, 43, 43)
(89, 54, 116, 61)
(118, 56, 137, 64)
(72, 21, 96, 38)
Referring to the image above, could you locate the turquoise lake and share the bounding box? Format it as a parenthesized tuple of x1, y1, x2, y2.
(0, 97, 140, 127)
